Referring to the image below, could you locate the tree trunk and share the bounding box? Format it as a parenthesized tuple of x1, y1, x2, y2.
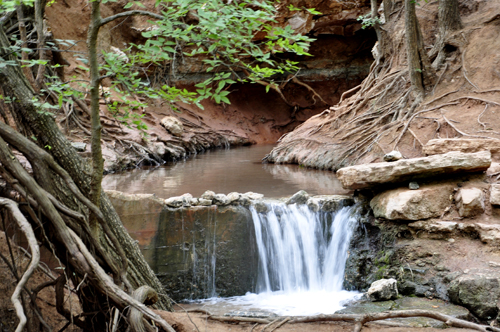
(430, 0, 462, 68)
(0, 24, 171, 313)
(404, 0, 425, 100)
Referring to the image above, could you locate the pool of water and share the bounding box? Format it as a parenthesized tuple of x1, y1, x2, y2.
(103, 145, 349, 198)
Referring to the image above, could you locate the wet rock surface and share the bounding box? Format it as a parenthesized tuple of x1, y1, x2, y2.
(337, 297, 470, 328)
(448, 274, 500, 320)
(337, 151, 491, 190)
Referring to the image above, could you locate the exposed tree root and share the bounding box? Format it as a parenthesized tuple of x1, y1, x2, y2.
(208, 310, 500, 332)
(0, 198, 40, 332)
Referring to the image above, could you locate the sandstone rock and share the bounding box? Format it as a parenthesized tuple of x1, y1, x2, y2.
(160, 116, 184, 137)
(198, 198, 212, 206)
(448, 274, 500, 320)
(286, 190, 309, 205)
(490, 184, 500, 205)
(383, 150, 403, 162)
(475, 224, 500, 246)
(423, 138, 500, 159)
(487, 162, 500, 176)
(370, 185, 453, 220)
(244, 192, 264, 200)
(409, 221, 458, 235)
(201, 190, 216, 200)
(337, 151, 491, 190)
(213, 194, 230, 206)
(165, 196, 183, 208)
(367, 278, 398, 301)
(227, 192, 241, 203)
(455, 188, 485, 218)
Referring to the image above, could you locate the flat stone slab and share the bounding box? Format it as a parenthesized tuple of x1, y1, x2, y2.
(337, 151, 491, 190)
(424, 138, 500, 159)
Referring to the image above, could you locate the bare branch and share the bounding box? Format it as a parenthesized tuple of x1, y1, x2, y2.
(100, 10, 164, 27)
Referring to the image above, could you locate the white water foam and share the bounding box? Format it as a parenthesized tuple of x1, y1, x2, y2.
(198, 203, 361, 316)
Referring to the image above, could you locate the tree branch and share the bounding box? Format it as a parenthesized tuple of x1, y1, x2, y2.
(99, 10, 164, 27)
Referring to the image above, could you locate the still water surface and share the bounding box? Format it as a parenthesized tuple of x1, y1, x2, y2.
(103, 145, 348, 198)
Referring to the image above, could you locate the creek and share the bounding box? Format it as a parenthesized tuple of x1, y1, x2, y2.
(103, 145, 361, 316)
(102, 145, 349, 198)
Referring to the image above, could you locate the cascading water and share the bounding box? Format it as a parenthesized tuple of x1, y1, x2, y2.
(217, 201, 362, 316)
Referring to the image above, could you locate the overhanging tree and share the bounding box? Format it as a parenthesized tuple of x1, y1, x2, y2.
(0, 0, 314, 330)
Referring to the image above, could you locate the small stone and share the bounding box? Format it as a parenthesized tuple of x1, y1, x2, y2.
(160, 116, 184, 137)
(165, 196, 183, 208)
(201, 190, 216, 200)
(213, 194, 230, 206)
(409, 182, 419, 190)
(71, 142, 87, 152)
(238, 196, 251, 207)
(448, 238, 455, 243)
(253, 201, 269, 213)
(286, 190, 309, 205)
(227, 192, 241, 203)
(198, 198, 212, 206)
(190, 198, 199, 206)
(490, 184, 500, 206)
(455, 188, 485, 217)
(181, 193, 193, 207)
(383, 150, 403, 162)
(307, 198, 320, 212)
(244, 192, 264, 200)
(367, 278, 398, 301)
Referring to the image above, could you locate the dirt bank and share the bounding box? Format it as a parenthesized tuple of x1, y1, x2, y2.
(266, 0, 500, 171)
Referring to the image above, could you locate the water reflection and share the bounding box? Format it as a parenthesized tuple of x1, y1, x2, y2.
(102, 145, 349, 198)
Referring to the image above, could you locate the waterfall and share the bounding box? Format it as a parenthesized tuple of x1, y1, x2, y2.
(230, 202, 360, 316)
(251, 203, 358, 294)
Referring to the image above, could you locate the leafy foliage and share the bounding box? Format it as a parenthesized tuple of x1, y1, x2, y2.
(1, 0, 315, 134)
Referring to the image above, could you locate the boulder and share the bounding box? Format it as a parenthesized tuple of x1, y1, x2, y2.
(370, 184, 453, 220)
(160, 116, 184, 137)
(475, 223, 500, 246)
(383, 150, 403, 162)
(337, 151, 491, 190)
(423, 138, 500, 159)
(490, 184, 500, 206)
(286, 190, 309, 205)
(367, 278, 398, 301)
(455, 188, 485, 218)
(448, 274, 500, 320)
(213, 194, 230, 206)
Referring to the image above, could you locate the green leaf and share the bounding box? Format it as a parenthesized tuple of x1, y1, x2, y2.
(123, 2, 133, 8)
